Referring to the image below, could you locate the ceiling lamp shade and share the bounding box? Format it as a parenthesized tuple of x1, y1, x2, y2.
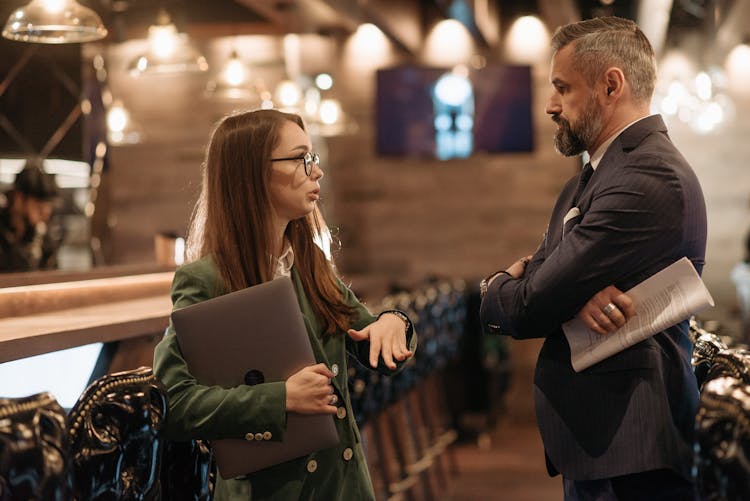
(128, 9, 208, 76)
(2, 0, 107, 44)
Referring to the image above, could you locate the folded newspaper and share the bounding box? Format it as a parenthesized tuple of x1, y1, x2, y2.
(562, 257, 714, 372)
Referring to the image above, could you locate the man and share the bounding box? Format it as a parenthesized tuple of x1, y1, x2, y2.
(0, 159, 63, 272)
(479, 17, 706, 500)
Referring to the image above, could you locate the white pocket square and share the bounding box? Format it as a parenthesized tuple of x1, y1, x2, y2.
(563, 207, 581, 225)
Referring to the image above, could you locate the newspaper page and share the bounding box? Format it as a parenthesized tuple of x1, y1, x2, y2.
(563, 257, 714, 372)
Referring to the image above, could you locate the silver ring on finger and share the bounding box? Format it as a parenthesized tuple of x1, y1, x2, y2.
(602, 302, 618, 316)
(330, 394, 338, 405)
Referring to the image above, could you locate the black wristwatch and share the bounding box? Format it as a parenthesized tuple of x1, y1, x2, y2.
(378, 310, 412, 334)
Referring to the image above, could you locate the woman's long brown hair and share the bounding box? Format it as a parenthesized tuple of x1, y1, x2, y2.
(186, 109, 354, 334)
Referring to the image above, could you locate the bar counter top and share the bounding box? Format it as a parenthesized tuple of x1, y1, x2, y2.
(0, 271, 174, 363)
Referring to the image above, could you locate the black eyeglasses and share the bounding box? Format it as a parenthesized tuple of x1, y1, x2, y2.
(270, 151, 320, 176)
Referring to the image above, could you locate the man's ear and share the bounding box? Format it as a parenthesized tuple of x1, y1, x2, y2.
(603, 67, 625, 98)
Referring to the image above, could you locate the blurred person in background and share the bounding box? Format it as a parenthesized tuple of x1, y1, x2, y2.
(0, 158, 63, 272)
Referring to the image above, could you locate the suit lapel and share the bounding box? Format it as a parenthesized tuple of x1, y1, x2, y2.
(547, 176, 582, 247)
(290, 268, 346, 395)
(548, 116, 667, 249)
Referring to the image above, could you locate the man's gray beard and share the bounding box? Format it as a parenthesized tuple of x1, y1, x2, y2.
(553, 97, 602, 157)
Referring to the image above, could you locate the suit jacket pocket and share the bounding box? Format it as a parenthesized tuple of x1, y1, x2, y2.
(561, 214, 582, 239)
(535, 338, 661, 457)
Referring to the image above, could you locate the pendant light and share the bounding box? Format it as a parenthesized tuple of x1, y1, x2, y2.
(2, 0, 107, 44)
(205, 48, 254, 100)
(128, 9, 208, 76)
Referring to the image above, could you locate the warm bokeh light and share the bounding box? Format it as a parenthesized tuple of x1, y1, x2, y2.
(505, 15, 549, 64)
(129, 15, 208, 76)
(42, 0, 65, 13)
(725, 43, 750, 94)
(315, 73, 333, 90)
(343, 23, 392, 70)
(275, 80, 302, 108)
(423, 19, 473, 66)
(658, 50, 697, 82)
(356, 23, 386, 46)
(695, 72, 712, 101)
(174, 237, 185, 265)
(223, 54, 246, 86)
(654, 61, 734, 135)
(319, 99, 341, 125)
(107, 101, 129, 133)
(149, 23, 178, 59)
(434, 72, 473, 107)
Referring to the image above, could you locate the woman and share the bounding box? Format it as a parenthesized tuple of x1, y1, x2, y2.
(153, 109, 417, 500)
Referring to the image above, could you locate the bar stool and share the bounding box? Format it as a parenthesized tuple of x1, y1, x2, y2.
(695, 376, 750, 500)
(0, 392, 71, 499)
(67, 366, 167, 500)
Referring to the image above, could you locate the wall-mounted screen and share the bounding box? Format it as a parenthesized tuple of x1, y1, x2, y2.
(376, 65, 534, 159)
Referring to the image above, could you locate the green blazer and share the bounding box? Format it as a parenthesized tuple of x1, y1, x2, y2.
(153, 256, 417, 500)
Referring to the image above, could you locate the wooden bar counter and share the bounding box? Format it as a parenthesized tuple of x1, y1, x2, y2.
(0, 268, 175, 364)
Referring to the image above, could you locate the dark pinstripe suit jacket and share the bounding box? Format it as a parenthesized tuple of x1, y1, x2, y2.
(480, 115, 707, 481)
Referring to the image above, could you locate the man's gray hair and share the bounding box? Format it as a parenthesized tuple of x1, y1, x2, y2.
(551, 16, 656, 103)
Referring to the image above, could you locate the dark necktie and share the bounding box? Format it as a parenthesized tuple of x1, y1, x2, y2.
(571, 162, 594, 207)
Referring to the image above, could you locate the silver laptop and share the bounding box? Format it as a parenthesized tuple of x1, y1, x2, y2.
(171, 276, 339, 479)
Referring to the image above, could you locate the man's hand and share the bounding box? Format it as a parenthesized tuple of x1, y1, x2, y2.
(505, 254, 534, 279)
(347, 314, 413, 369)
(576, 285, 636, 335)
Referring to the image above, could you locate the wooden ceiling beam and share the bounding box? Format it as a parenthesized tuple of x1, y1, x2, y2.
(309, 0, 421, 55)
(185, 22, 290, 39)
(232, 0, 304, 31)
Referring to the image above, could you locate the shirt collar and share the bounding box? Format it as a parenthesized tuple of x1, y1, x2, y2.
(588, 115, 654, 170)
(272, 239, 295, 279)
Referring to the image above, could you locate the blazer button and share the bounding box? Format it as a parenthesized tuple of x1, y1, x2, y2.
(245, 432, 254, 441)
(342, 447, 353, 461)
(306, 459, 318, 473)
(336, 407, 347, 419)
(263, 431, 272, 440)
(254, 432, 263, 441)
(331, 364, 339, 376)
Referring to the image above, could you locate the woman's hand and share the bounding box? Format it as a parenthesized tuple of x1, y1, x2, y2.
(576, 285, 636, 335)
(347, 314, 414, 369)
(285, 363, 337, 415)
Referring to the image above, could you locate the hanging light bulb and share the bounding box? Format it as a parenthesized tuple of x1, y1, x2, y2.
(2, 0, 107, 43)
(107, 101, 129, 134)
(205, 48, 255, 100)
(223, 50, 247, 86)
(128, 9, 208, 76)
(107, 100, 140, 144)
